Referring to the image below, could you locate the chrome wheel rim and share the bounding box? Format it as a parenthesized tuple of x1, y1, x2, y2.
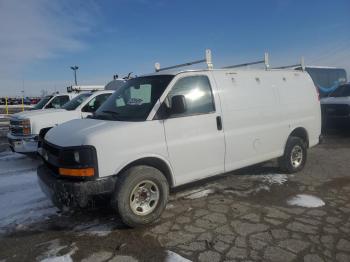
(129, 180, 159, 216)
(291, 145, 303, 168)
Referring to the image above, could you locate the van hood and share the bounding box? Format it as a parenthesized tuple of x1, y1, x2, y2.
(45, 118, 135, 147)
(320, 96, 350, 105)
(12, 109, 81, 135)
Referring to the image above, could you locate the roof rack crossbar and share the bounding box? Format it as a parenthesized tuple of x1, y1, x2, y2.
(273, 63, 300, 69)
(155, 49, 213, 72)
(222, 52, 270, 70)
(272, 57, 306, 71)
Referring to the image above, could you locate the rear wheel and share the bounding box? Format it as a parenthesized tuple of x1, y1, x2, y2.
(111, 165, 169, 227)
(278, 136, 307, 173)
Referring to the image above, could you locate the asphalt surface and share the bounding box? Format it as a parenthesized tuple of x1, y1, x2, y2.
(0, 127, 349, 262)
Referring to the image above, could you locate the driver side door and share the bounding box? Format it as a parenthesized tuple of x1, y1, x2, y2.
(162, 74, 225, 185)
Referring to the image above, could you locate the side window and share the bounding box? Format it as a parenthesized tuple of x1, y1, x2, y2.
(166, 75, 215, 117)
(46, 96, 69, 108)
(58, 96, 70, 106)
(46, 96, 60, 109)
(82, 94, 111, 112)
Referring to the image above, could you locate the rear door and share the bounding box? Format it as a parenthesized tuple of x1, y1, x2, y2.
(162, 73, 225, 185)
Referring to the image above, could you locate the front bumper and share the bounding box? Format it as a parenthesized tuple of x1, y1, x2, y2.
(37, 164, 117, 208)
(7, 133, 38, 153)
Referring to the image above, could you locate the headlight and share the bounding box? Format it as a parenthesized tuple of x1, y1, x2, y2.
(58, 147, 98, 178)
(61, 148, 95, 166)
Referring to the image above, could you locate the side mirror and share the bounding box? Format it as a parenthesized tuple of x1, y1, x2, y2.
(171, 95, 187, 115)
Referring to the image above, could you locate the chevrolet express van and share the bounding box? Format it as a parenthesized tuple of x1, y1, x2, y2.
(38, 57, 321, 227)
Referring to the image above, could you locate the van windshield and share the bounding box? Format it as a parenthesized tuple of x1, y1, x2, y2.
(33, 96, 53, 109)
(63, 93, 91, 111)
(93, 75, 174, 121)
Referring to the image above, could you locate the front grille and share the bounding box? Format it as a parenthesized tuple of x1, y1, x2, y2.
(10, 126, 23, 135)
(322, 104, 350, 117)
(10, 119, 23, 135)
(44, 159, 59, 177)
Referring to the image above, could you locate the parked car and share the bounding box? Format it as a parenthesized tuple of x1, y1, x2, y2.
(37, 56, 321, 227)
(321, 83, 350, 127)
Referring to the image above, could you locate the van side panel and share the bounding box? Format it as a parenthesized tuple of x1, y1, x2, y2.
(213, 70, 321, 173)
(277, 72, 321, 148)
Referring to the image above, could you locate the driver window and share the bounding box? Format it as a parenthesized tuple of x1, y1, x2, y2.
(82, 93, 111, 113)
(166, 75, 215, 117)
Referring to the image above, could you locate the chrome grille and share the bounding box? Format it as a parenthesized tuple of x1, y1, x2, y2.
(10, 119, 23, 135)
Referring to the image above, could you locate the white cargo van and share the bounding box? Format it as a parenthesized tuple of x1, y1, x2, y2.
(8, 80, 125, 154)
(38, 50, 321, 227)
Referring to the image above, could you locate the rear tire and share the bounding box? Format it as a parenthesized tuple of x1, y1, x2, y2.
(278, 136, 307, 174)
(111, 165, 169, 227)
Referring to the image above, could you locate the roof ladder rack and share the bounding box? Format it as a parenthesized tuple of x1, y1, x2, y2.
(273, 57, 306, 71)
(222, 52, 270, 70)
(155, 49, 213, 72)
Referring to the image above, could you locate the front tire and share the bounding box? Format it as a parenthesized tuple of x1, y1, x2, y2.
(278, 136, 307, 174)
(111, 165, 169, 227)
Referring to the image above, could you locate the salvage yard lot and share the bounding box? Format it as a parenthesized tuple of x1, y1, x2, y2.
(0, 131, 350, 262)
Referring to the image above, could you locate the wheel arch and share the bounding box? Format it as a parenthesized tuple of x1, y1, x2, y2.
(116, 157, 175, 187)
(289, 127, 309, 148)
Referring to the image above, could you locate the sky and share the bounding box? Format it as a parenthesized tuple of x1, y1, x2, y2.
(0, 0, 349, 96)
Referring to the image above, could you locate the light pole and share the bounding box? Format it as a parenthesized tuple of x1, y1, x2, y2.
(70, 66, 79, 85)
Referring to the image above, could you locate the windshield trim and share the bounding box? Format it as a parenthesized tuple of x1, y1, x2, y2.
(33, 95, 53, 109)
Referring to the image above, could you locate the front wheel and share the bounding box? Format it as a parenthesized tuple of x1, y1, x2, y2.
(111, 165, 169, 227)
(278, 136, 307, 174)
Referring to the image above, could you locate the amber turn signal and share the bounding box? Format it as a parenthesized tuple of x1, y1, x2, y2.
(59, 167, 94, 177)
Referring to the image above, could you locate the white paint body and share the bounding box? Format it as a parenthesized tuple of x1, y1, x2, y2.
(46, 69, 321, 186)
(8, 90, 114, 153)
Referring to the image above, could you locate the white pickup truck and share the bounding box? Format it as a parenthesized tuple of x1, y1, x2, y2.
(31, 86, 104, 110)
(8, 80, 125, 154)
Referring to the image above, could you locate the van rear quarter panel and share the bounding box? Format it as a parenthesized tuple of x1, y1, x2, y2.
(212, 70, 320, 172)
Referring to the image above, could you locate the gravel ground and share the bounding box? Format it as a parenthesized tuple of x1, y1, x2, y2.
(0, 128, 349, 262)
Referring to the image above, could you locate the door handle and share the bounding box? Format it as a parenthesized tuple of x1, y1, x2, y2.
(216, 116, 222, 131)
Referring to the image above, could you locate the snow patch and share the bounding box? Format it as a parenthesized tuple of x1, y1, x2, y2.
(41, 254, 73, 262)
(184, 188, 214, 199)
(166, 203, 175, 210)
(165, 251, 191, 262)
(0, 152, 26, 161)
(40, 246, 77, 262)
(287, 194, 325, 208)
(250, 174, 289, 185)
(37, 239, 77, 262)
(261, 174, 288, 185)
(224, 184, 270, 197)
(0, 157, 57, 231)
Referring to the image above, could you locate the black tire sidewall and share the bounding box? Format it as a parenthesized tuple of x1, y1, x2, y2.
(280, 137, 307, 173)
(112, 165, 169, 227)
